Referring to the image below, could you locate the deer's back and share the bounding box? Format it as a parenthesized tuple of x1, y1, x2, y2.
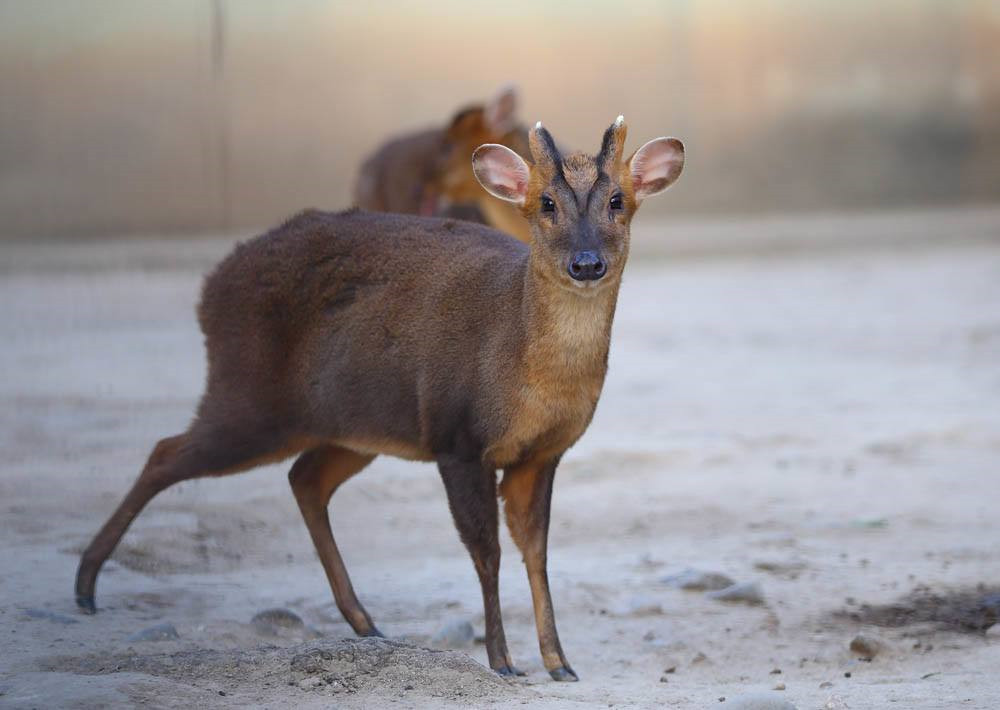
(197, 209, 529, 460)
(354, 129, 442, 213)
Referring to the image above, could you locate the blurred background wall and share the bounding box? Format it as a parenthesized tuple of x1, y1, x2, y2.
(1, 0, 998, 239)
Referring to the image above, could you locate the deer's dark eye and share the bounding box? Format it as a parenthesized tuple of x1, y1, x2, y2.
(540, 195, 556, 213)
(609, 193, 624, 211)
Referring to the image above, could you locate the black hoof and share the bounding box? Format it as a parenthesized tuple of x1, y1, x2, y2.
(76, 594, 96, 614)
(495, 665, 525, 678)
(361, 626, 385, 638)
(549, 665, 579, 682)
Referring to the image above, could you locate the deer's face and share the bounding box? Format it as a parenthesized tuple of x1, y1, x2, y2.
(473, 118, 684, 292)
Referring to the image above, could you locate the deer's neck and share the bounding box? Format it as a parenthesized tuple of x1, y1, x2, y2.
(520, 254, 619, 380)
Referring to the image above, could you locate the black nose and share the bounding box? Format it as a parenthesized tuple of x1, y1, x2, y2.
(568, 251, 607, 281)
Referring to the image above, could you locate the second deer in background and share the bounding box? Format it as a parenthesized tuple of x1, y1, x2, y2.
(353, 86, 532, 242)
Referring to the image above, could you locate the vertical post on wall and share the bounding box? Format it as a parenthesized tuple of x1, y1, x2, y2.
(211, 0, 231, 230)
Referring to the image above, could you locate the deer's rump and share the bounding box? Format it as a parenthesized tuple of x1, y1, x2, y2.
(193, 208, 528, 460)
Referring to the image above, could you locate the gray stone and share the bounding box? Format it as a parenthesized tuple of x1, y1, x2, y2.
(849, 633, 883, 658)
(660, 568, 735, 591)
(753, 559, 807, 578)
(251, 608, 304, 631)
(622, 595, 664, 616)
(431, 619, 475, 648)
(128, 622, 179, 642)
(706, 582, 766, 606)
(23, 608, 79, 625)
(723, 691, 797, 709)
(985, 623, 1000, 639)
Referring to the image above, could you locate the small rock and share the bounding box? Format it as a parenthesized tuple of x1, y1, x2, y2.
(769, 668, 782, 675)
(849, 633, 882, 658)
(753, 559, 807, 578)
(659, 674, 669, 683)
(252, 608, 304, 632)
(660, 568, 735, 591)
(980, 594, 1000, 629)
(819, 681, 834, 689)
(823, 695, 849, 710)
(773, 682, 786, 690)
(706, 582, 766, 606)
(642, 630, 656, 641)
(691, 651, 709, 665)
(623, 595, 664, 616)
(23, 609, 79, 625)
(432, 619, 475, 648)
(723, 691, 797, 709)
(297, 676, 323, 691)
(663, 665, 677, 674)
(129, 622, 179, 642)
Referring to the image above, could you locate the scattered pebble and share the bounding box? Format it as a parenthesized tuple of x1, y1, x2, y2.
(432, 619, 475, 648)
(753, 559, 807, 578)
(661, 568, 735, 591)
(772, 682, 786, 691)
(849, 633, 883, 659)
(621, 595, 664, 616)
(128, 622, 179, 642)
(722, 691, 797, 709)
(663, 665, 677, 674)
(691, 652, 710, 665)
(22, 609, 79, 625)
(252, 608, 304, 631)
(823, 695, 849, 710)
(819, 681, 834, 689)
(706, 582, 766, 606)
(769, 668, 782, 675)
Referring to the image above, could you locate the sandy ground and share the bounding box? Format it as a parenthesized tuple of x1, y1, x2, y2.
(1, 209, 999, 709)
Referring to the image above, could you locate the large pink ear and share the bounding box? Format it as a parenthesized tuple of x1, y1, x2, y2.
(484, 85, 518, 136)
(628, 137, 684, 200)
(472, 144, 530, 204)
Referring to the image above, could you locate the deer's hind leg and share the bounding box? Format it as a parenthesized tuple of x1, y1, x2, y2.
(288, 445, 381, 637)
(76, 419, 300, 613)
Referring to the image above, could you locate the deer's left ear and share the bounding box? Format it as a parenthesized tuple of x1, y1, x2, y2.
(472, 144, 530, 204)
(628, 137, 684, 200)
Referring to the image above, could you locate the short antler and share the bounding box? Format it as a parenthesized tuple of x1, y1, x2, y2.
(529, 121, 563, 175)
(596, 115, 627, 175)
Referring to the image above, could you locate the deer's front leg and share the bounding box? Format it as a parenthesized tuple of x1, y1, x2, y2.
(500, 456, 577, 681)
(437, 454, 522, 676)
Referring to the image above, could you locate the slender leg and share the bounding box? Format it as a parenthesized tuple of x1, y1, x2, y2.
(437, 455, 522, 676)
(500, 456, 577, 681)
(76, 429, 270, 612)
(288, 445, 381, 637)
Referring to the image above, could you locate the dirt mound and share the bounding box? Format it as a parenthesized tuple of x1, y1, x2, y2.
(40, 637, 513, 703)
(837, 585, 1000, 633)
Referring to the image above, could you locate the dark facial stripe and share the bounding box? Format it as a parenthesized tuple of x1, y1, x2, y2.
(595, 123, 617, 170)
(585, 171, 611, 212)
(536, 126, 565, 179)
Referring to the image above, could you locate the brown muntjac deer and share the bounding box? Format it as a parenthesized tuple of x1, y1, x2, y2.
(76, 117, 684, 681)
(354, 85, 532, 242)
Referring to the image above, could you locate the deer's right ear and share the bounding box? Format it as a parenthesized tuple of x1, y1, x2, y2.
(472, 144, 530, 204)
